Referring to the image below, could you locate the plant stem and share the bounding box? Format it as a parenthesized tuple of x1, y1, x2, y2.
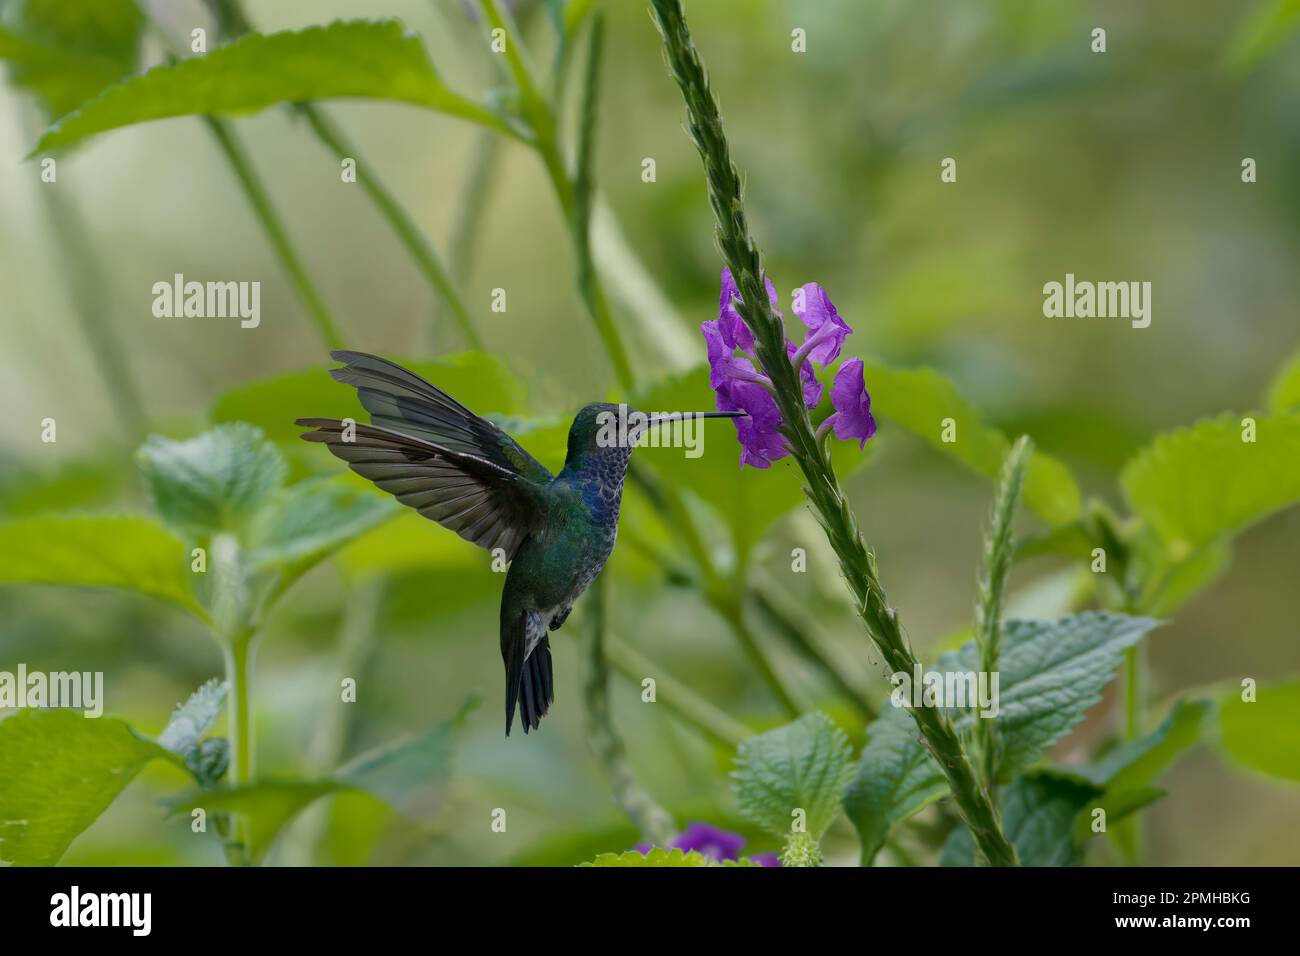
(585, 577, 678, 845)
(649, 0, 1017, 865)
(605, 634, 750, 749)
(974, 435, 1032, 797)
(481, 0, 635, 389)
(222, 633, 254, 865)
(35, 179, 147, 440)
(443, 130, 502, 320)
(295, 104, 483, 350)
(202, 116, 345, 349)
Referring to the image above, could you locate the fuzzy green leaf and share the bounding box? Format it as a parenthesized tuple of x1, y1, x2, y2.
(0, 709, 180, 865)
(0, 514, 202, 617)
(940, 774, 1101, 867)
(861, 361, 1081, 525)
(845, 612, 1159, 862)
(732, 712, 853, 840)
(840, 713, 940, 865)
(1218, 680, 1300, 782)
(1121, 411, 1300, 554)
(33, 20, 510, 154)
(579, 847, 758, 867)
(138, 423, 286, 540)
(157, 678, 228, 758)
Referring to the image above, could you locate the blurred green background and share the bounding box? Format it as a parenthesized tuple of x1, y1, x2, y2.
(1, 0, 1297, 865)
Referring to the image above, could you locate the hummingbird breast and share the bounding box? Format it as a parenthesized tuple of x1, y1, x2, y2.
(514, 448, 629, 614)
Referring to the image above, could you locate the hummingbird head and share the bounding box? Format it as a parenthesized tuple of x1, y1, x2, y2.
(564, 402, 747, 471)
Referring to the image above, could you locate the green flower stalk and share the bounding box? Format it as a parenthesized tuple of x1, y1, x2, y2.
(649, 0, 1019, 866)
(974, 435, 1032, 798)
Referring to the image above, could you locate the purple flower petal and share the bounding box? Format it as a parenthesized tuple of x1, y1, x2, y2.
(750, 853, 782, 867)
(829, 358, 877, 449)
(793, 282, 853, 366)
(720, 381, 790, 469)
(787, 340, 823, 408)
(719, 267, 782, 355)
(703, 320, 772, 398)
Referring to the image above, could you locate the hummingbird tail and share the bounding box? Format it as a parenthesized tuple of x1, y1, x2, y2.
(518, 638, 554, 735)
(503, 609, 554, 736)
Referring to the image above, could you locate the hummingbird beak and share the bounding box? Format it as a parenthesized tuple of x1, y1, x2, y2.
(646, 410, 747, 429)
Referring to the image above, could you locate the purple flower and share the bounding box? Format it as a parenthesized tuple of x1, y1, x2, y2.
(788, 340, 823, 408)
(792, 282, 852, 367)
(634, 822, 781, 866)
(718, 267, 781, 355)
(827, 358, 877, 448)
(704, 269, 868, 468)
(721, 381, 790, 469)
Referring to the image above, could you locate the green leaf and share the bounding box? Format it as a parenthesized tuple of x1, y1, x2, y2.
(0, 514, 203, 617)
(1121, 411, 1300, 554)
(157, 678, 227, 758)
(33, 20, 511, 154)
(732, 712, 853, 840)
(1218, 679, 1300, 782)
(0, 0, 142, 118)
(844, 612, 1159, 862)
(168, 779, 341, 865)
(579, 847, 758, 867)
(861, 361, 1081, 525)
(1071, 786, 1166, 843)
(940, 774, 1101, 867)
(1268, 347, 1300, 411)
(211, 351, 529, 448)
(0, 709, 179, 865)
(1058, 699, 1210, 791)
(244, 476, 398, 573)
(841, 712, 942, 865)
(138, 423, 287, 540)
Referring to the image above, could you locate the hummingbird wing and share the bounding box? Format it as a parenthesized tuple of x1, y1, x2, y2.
(323, 351, 553, 485)
(296, 418, 545, 560)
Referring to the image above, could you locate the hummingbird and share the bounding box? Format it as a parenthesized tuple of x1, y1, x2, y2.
(296, 351, 743, 736)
